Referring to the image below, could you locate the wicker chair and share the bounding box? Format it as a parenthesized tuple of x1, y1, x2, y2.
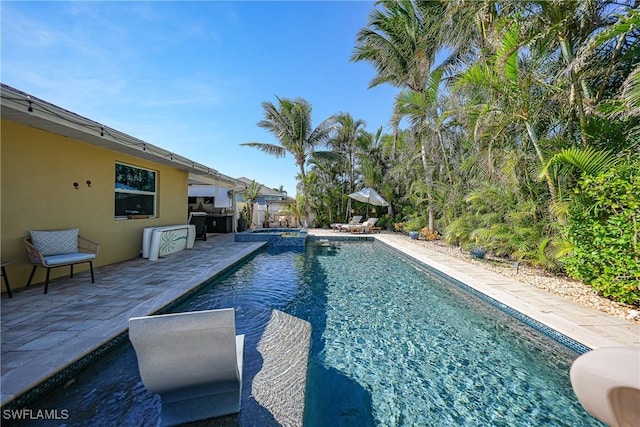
(24, 232, 100, 294)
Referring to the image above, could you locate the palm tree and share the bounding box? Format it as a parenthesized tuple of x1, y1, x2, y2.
(351, 0, 441, 91)
(329, 112, 368, 194)
(241, 180, 261, 228)
(273, 185, 287, 195)
(242, 97, 334, 225)
(453, 17, 561, 201)
(391, 67, 456, 232)
(588, 7, 640, 143)
(517, 0, 637, 147)
(316, 113, 370, 219)
(353, 0, 451, 232)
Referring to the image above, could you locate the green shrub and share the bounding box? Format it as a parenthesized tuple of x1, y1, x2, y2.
(443, 184, 554, 266)
(404, 216, 427, 232)
(562, 160, 640, 305)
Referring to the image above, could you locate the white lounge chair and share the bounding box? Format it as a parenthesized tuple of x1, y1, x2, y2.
(344, 217, 379, 233)
(331, 215, 362, 231)
(129, 308, 245, 426)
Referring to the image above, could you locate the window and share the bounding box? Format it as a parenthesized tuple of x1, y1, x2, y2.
(115, 163, 157, 218)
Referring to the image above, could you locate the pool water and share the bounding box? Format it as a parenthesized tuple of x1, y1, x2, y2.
(15, 241, 602, 426)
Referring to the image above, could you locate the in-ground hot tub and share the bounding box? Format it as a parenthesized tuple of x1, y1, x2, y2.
(234, 228, 307, 248)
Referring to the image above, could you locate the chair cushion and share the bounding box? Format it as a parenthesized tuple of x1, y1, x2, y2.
(43, 252, 95, 266)
(30, 229, 79, 256)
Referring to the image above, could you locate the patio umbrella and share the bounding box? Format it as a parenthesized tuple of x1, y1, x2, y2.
(348, 187, 389, 207)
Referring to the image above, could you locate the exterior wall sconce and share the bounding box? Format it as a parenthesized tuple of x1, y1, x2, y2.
(73, 182, 79, 189)
(86, 180, 92, 187)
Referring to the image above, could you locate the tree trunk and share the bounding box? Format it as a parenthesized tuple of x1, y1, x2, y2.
(428, 205, 435, 233)
(558, 36, 589, 147)
(435, 127, 453, 184)
(299, 164, 311, 227)
(420, 138, 436, 233)
(524, 120, 556, 202)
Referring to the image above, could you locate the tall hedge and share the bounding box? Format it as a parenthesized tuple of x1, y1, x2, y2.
(562, 160, 640, 305)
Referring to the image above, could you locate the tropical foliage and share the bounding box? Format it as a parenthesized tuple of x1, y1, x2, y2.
(239, 179, 260, 228)
(244, 1, 639, 304)
(562, 157, 640, 304)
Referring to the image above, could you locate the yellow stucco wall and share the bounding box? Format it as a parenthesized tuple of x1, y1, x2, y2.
(1, 119, 189, 292)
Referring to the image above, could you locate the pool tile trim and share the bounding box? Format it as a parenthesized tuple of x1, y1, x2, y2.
(3, 230, 637, 416)
(309, 230, 639, 350)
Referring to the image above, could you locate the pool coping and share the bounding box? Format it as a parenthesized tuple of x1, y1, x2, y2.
(307, 231, 639, 350)
(377, 239, 592, 354)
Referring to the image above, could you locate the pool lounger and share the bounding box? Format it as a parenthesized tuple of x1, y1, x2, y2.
(129, 308, 244, 426)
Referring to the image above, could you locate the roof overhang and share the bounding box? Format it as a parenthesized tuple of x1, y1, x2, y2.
(1, 83, 244, 190)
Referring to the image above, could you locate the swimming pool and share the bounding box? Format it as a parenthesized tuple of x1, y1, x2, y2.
(14, 241, 602, 426)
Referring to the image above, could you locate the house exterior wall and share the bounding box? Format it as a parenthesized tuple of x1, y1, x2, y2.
(1, 119, 189, 291)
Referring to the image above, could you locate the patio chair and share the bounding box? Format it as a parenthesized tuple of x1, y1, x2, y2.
(24, 228, 100, 294)
(345, 217, 379, 233)
(129, 308, 245, 426)
(188, 212, 208, 241)
(331, 215, 362, 231)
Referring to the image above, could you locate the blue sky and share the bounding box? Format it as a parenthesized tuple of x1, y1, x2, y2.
(1, 1, 399, 196)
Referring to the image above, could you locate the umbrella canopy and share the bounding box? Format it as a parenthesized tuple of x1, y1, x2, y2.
(348, 187, 389, 207)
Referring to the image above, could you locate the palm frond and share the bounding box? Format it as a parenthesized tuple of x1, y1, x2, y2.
(621, 66, 640, 117)
(240, 142, 286, 158)
(495, 19, 519, 83)
(541, 147, 619, 179)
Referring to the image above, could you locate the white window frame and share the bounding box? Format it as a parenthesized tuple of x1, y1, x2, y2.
(115, 162, 157, 219)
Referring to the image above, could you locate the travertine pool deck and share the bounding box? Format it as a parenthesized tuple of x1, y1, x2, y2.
(1, 229, 639, 420)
